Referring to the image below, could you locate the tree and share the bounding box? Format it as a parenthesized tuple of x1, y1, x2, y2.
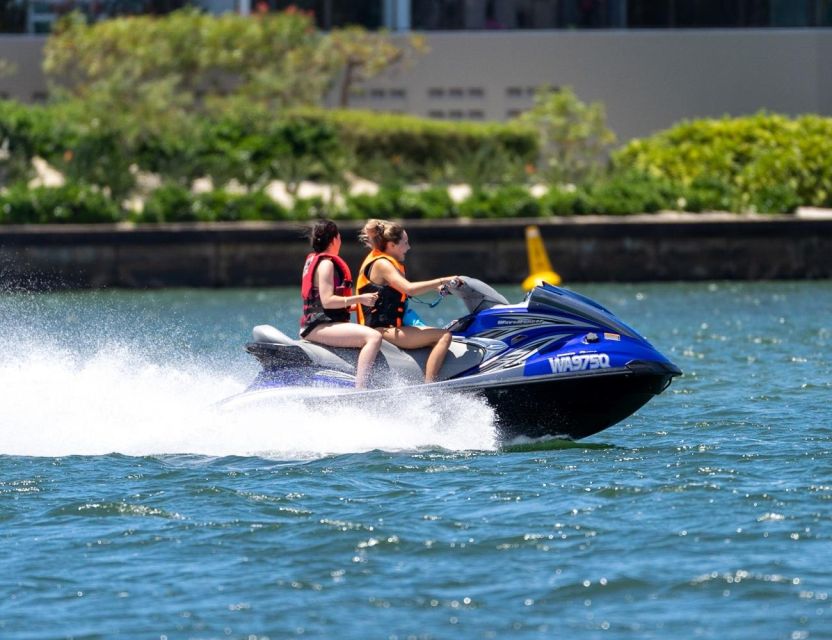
(516, 86, 616, 185)
(37, 9, 429, 197)
(43, 8, 335, 116)
(43, 8, 429, 115)
(326, 26, 427, 108)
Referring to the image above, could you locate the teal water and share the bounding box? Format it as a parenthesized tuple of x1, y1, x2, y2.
(1, 282, 830, 639)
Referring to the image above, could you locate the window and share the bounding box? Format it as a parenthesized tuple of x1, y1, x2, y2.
(273, 0, 382, 30)
(675, 1, 745, 27)
(408, 0, 826, 30)
(625, 0, 806, 28)
(411, 0, 466, 29)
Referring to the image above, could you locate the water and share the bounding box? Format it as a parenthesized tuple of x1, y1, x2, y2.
(1, 282, 830, 639)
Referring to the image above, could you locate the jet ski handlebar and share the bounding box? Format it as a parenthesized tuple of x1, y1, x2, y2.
(437, 277, 462, 298)
(444, 276, 509, 313)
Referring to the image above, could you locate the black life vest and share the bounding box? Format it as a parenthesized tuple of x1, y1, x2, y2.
(299, 252, 353, 335)
(356, 250, 408, 328)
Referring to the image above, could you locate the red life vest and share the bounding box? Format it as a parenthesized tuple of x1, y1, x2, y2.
(356, 250, 408, 328)
(299, 252, 353, 334)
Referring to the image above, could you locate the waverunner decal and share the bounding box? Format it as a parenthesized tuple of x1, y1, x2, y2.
(497, 318, 548, 326)
(549, 353, 611, 373)
(479, 334, 567, 373)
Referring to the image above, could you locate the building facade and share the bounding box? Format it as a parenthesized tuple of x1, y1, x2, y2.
(0, 1, 831, 141)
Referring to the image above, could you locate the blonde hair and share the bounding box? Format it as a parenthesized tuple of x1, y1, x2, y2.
(359, 218, 405, 251)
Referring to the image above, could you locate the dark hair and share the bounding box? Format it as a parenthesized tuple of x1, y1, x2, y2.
(308, 219, 339, 253)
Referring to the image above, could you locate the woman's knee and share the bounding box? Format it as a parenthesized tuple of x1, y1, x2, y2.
(434, 330, 452, 349)
(364, 328, 383, 349)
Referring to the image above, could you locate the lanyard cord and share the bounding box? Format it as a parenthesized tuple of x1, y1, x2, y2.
(409, 294, 445, 308)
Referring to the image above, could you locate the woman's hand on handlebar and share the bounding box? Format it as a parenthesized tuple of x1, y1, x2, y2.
(438, 276, 462, 294)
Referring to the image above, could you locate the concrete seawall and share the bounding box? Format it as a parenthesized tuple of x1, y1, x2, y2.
(1, 214, 831, 289)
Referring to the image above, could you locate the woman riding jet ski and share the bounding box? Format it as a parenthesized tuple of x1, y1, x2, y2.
(223, 277, 681, 441)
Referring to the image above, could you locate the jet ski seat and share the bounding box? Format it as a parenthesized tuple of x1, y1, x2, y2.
(249, 325, 483, 383)
(252, 324, 296, 346)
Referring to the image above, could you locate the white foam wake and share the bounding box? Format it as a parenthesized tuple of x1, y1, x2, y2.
(0, 342, 497, 458)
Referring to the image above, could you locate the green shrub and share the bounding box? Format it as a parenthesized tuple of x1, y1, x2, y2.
(0, 182, 121, 224)
(585, 171, 675, 215)
(9, 95, 832, 219)
(541, 187, 591, 216)
(286, 108, 538, 184)
(15, 101, 532, 209)
(344, 187, 456, 221)
(515, 86, 616, 185)
(453, 187, 538, 219)
(397, 188, 456, 219)
(679, 176, 737, 213)
(433, 139, 529, 190)
(197, 190, 289, 222)
(746, 184, 802, 214)
(133, 124, 206, 188)
(457, 190, 498, 219)
(191, 111, 345, 191)
(613, 112, 832, 213)
(345, 190, 397, 221)
(292, 196, 336, 220)
(240, 191, 290, 221)
(488, 185, 543, 218)
(139, 185, 290, 222)
(0, 100, 64, 185)
(139, 184, 198, 223)
(56, 125, 136, 201)
(538, 172, 680, 215)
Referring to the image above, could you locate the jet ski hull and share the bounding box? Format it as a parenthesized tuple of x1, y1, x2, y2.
(476, 362, 680, 441)
(222, 360, 679, 442)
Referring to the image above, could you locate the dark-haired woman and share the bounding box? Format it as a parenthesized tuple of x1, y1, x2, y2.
(356, 218, 458, 383)
(300, 220, 381, 389)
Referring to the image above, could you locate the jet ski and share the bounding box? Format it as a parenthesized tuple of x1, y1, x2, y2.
(222, 279, 681, 441)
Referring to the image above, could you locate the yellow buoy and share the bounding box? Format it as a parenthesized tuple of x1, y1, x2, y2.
(521, 225, 561, 291)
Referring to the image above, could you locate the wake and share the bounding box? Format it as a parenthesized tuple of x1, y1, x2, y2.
(0, 341, 497, 458)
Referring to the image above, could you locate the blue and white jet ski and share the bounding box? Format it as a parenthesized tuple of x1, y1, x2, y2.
(223, 278, 681, 441)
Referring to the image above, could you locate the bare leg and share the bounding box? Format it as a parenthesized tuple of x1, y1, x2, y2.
(424, 331, 452, 382)
(305, 323, 383, 389)
(378, 326, 453, 383)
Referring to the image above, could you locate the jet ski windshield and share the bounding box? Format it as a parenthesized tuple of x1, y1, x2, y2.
(450, 278, 509, 313)
(527, 284, 642, 339)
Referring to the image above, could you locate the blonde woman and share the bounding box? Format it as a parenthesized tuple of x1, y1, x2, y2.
(356, 219, 458, 383)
